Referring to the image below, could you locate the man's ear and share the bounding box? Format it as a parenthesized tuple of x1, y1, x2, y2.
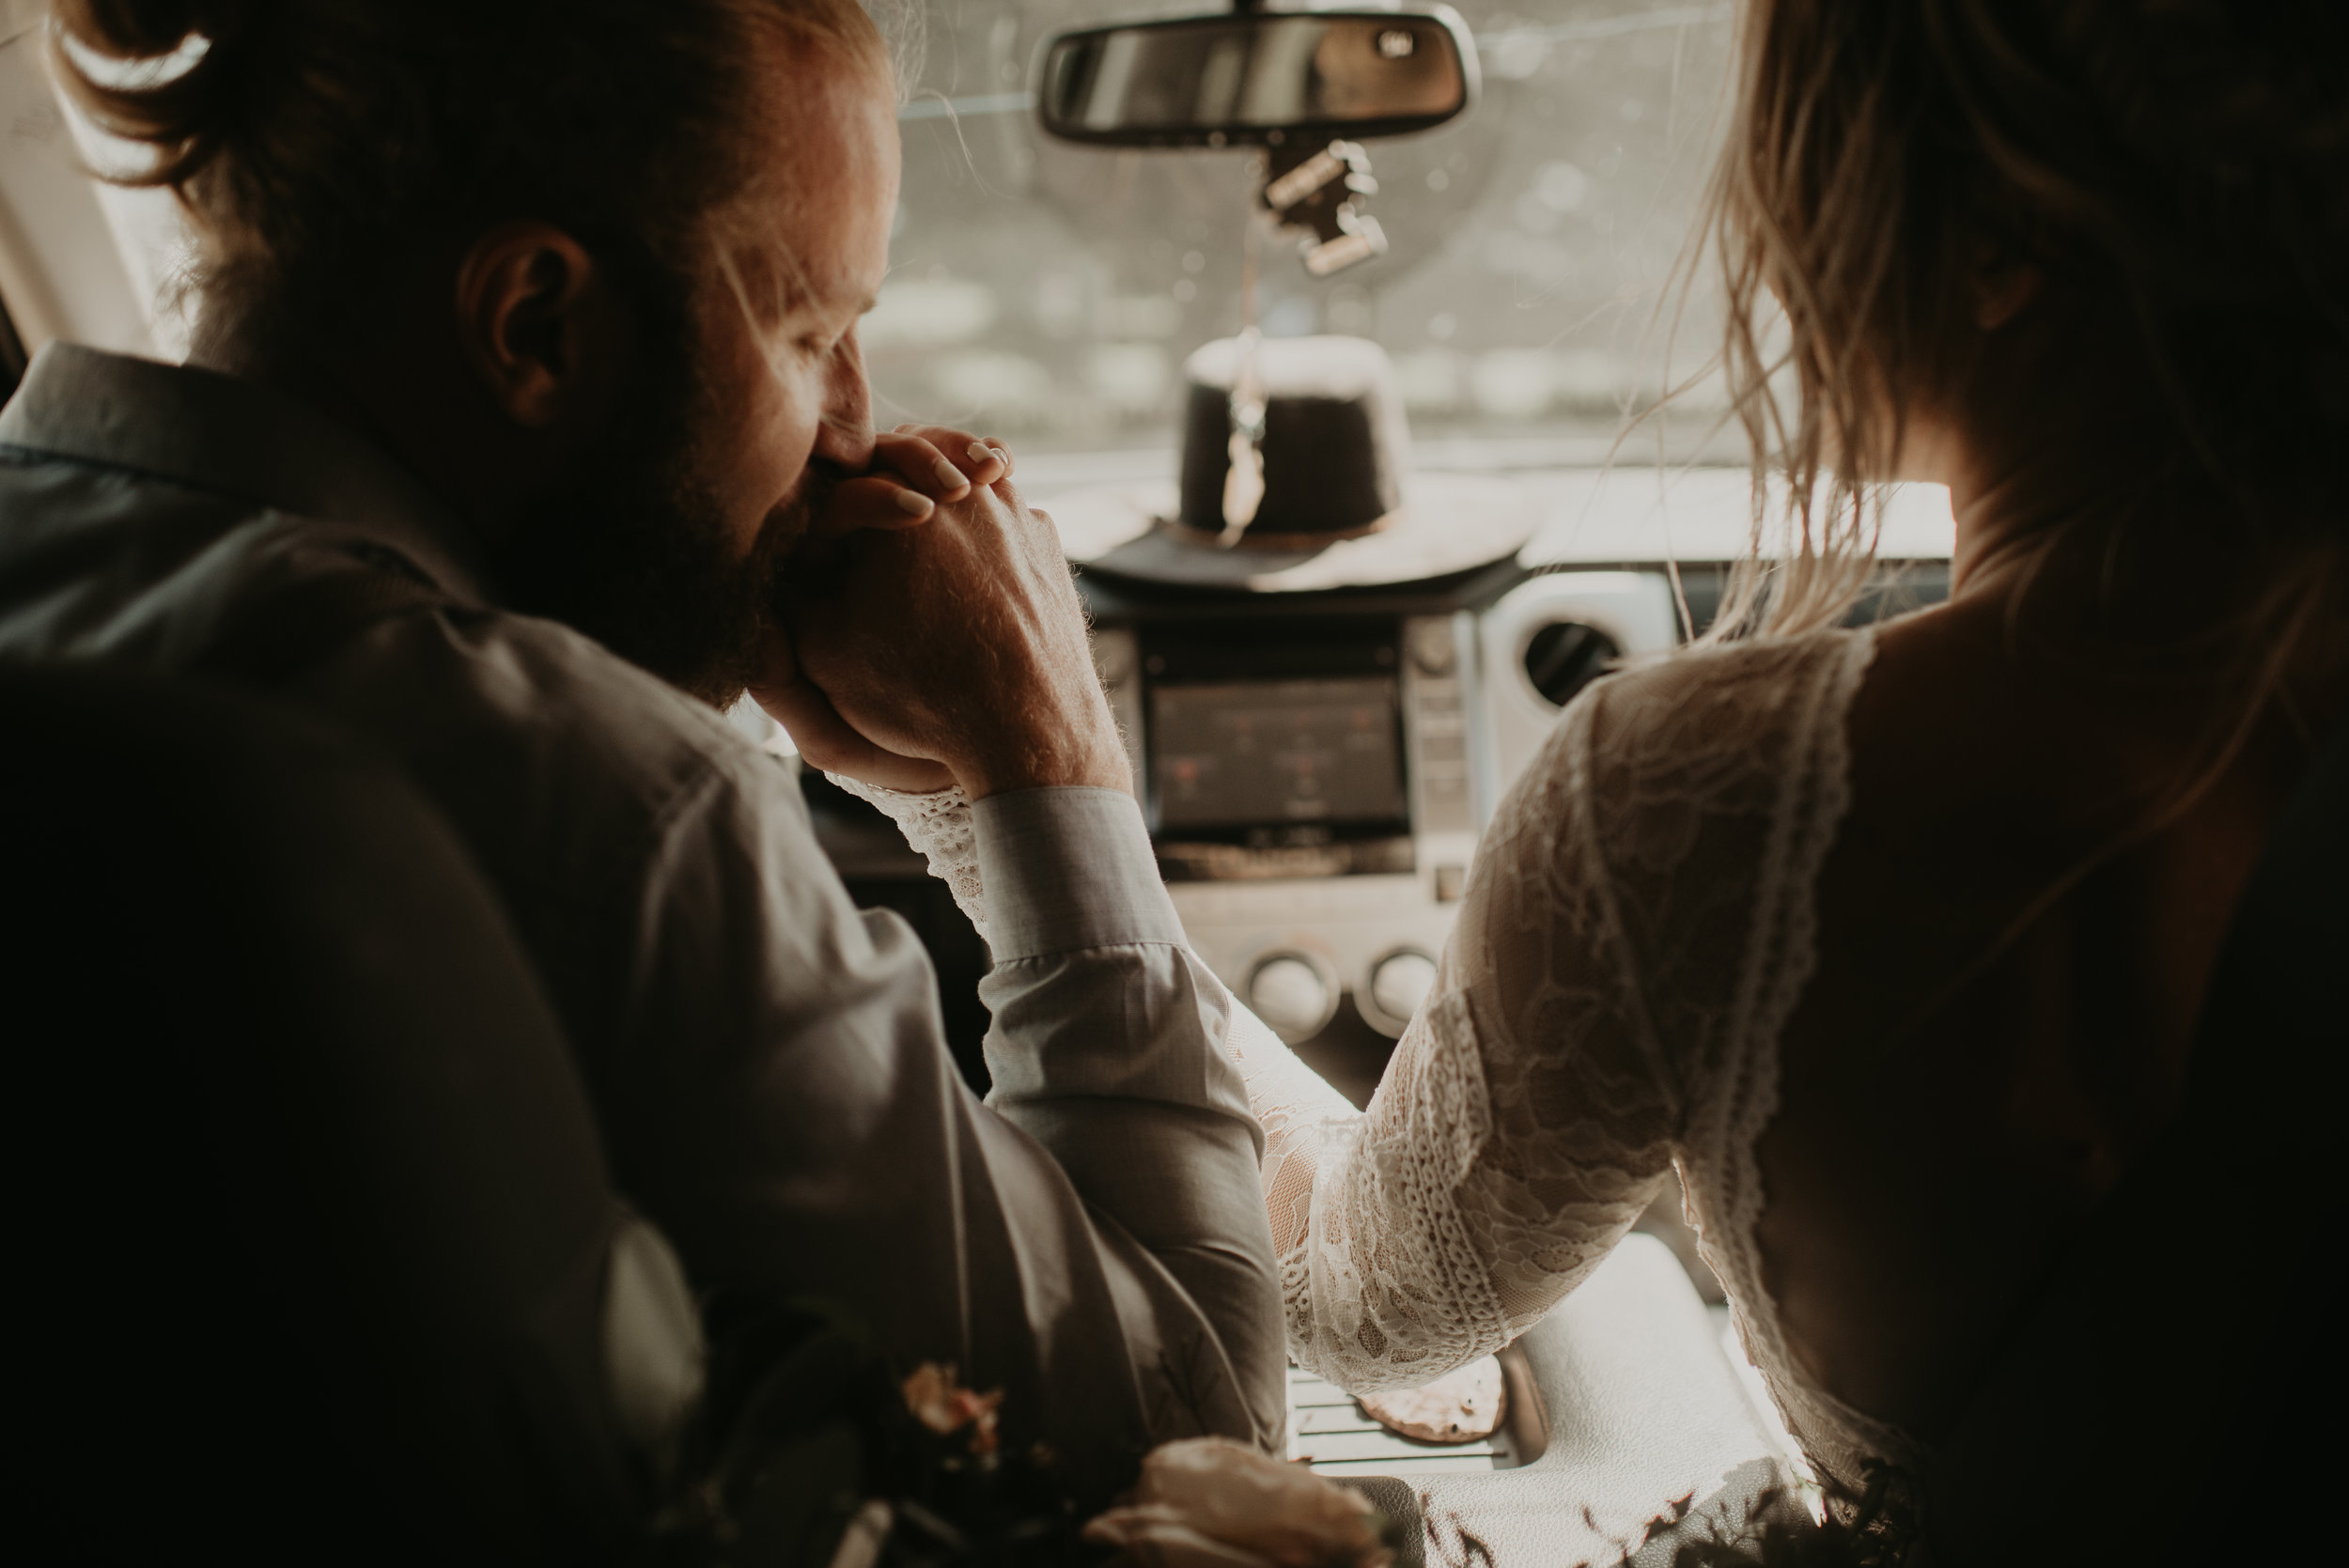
(454, 223, 627, 429)
(1972, 242, 2044, 333)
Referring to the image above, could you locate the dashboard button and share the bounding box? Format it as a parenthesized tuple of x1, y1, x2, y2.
(1367, 950, 1439, 1030)
(1408, 618, 1456, 675)
(1247, 954, 1337, 1043)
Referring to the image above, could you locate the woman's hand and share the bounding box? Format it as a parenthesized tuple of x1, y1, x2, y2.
(772, 430, 1128, 800)
(754, 424, 1111, 801)
(751, 424, 1010, 793)
(809, 423, 1014, 538)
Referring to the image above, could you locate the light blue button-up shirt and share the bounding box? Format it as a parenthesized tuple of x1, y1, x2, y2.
(0, 342, 1283, 1492)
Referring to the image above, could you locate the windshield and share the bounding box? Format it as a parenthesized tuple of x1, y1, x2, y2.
(879, 2, 1738, 467)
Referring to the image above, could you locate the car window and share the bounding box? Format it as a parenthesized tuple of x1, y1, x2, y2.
(879, 1, 1737, 462)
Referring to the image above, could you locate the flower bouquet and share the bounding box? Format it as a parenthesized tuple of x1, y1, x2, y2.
(653, 1299, 1396, 1568)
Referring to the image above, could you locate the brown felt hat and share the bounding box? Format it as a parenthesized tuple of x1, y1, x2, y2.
(1050, 334, 1536, 591)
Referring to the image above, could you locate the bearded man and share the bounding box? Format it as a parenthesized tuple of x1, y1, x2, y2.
(0, 0, 1282, 1543)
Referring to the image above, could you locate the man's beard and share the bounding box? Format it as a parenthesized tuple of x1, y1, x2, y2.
(490, 341, 806, 710)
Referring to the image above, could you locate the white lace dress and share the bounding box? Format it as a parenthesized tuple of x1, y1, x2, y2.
(838, 627, 1929, 1501)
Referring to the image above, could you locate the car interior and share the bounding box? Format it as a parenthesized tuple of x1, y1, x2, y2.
(1, 2, 2335, 1563)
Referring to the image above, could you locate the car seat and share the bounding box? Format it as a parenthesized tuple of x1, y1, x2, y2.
(0, 662, 700, 1564)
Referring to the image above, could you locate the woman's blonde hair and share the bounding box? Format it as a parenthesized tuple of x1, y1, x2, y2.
(49, 0, 888, 349)
(1702, 0, 2349, 647)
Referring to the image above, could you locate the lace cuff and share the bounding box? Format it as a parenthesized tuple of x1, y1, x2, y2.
(824, 772, 988, 937)
(1222, 1002, 1359, 1259)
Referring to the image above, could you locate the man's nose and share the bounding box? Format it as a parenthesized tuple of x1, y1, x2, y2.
(811, 334, 876, 470)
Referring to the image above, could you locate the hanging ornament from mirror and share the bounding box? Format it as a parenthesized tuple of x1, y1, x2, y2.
(1260, 138, 1388, 276)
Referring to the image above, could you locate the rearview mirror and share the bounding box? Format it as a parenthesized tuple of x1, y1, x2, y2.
(1037, 7, 1477, 148)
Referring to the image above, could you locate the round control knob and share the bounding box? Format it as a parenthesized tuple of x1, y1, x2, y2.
(1366, 950, 1439, 1032)
(1522, 620, 1622, 708)
(1247, 955, 1337, 1043)
(1408, 618, 1456, 675)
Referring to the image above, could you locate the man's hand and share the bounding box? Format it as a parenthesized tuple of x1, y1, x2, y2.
(749, 425, 1013, 793)
(769, 426, 1130, 800)
(749, 623, 957, 793)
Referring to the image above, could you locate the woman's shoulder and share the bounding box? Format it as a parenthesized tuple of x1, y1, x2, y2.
(1574, 625, 1878, 808)
(1486, 623, 1876, 924)
(1459, 629, 1881, 1125)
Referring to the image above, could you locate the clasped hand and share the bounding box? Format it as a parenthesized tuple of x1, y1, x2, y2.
(754, 425, 1129, 801)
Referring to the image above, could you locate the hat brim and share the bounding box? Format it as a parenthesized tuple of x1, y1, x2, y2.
(1048, 474, 1538, 592)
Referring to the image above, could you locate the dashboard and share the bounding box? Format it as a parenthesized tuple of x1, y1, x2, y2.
(1054, 464, 1957, 1049)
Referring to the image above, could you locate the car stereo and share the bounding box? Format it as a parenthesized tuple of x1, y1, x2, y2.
(1083, 561, 1680, 1045)
(1141, 619, 1413, 879)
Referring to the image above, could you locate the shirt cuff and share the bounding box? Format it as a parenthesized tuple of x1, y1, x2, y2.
(972, 786, 1185, 960)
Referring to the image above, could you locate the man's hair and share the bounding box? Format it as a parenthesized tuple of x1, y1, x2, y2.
(1700, 0, 2349, 639)
(51, 0, 889, 345)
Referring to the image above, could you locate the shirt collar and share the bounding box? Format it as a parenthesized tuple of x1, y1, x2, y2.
(0, 341, 497, 604)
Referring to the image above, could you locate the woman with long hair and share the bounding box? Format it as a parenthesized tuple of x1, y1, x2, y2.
(1232, 0, 2347, 1539)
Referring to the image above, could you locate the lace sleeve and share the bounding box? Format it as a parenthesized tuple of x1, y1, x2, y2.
(1237, 631, 1915, 1499)
(1221, 999, 1358, 1262)
(823, 772, 988, 937)
(1250, 681, 1685, 1394)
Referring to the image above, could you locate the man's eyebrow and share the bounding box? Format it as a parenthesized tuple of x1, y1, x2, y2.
(785, 288, 877, 320)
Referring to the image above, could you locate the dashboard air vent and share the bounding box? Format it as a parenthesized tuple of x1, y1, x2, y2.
(1521, 621, 1621, 708)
